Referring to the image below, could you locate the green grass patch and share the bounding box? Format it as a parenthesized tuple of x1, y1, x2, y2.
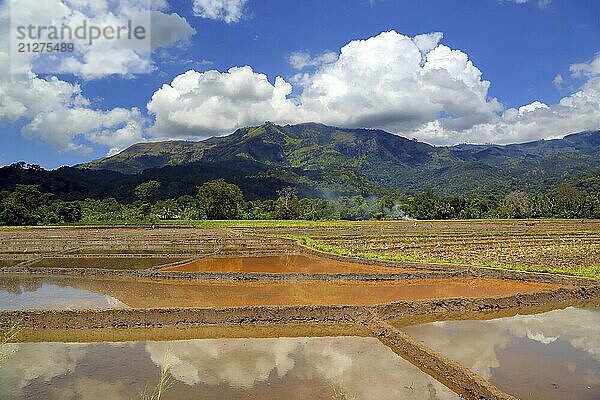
(1, 218, 597, 231)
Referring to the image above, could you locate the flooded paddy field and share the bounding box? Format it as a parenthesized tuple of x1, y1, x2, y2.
(0, 275, 129, 310)
(0, 274, 564, 309)
(161, 254, 414, 274)
(0, 335, 460, 400)
(401, 307, 600, 400)
(28, 256, 187, 270)
(0, 223, 598, 400)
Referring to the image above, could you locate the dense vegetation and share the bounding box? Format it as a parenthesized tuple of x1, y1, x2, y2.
(1, 123, 599, 225)
(1, 178, 598, 226)
(2, 124, 600, 203)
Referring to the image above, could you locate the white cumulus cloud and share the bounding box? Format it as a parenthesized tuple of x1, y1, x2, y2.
(8, 0, 195, 80)
(0, 3, 149, 154)
(0, 70, 146, 154)
(192, 0, 248, 23)
(148, 30, 502, 142)
(570, 53, 600, 78)
(147, 66, 299, 138)
(147, 30, 600, 145)
(409, 76, 600, 144)
(298, 31, 501, 132)
(553, 73, 564, 88)
(288, 50, 338, 70)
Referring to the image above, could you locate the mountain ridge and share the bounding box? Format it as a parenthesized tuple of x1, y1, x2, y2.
(81, 122, 600, 175)
(80, 122, 439, 174)
(2, 122, 598, 201)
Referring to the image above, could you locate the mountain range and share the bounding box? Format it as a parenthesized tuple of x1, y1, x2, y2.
(2, 122, 600, 201)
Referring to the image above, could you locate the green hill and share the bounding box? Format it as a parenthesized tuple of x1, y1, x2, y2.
(3, 122, 599, 201)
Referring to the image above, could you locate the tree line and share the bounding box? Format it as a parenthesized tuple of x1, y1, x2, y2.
(1, 179, 599, 226)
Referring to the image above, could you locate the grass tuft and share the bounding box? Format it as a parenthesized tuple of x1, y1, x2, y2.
(0, 318, 22, 366)
(141, 363, 172, 400)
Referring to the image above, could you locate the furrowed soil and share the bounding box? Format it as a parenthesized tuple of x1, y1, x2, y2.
(241, 219, 600, 276)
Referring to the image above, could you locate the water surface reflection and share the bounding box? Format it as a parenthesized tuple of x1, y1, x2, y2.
(403, 307, 600, 400)
(0, 274, 562, 309)
(0, 277, 127, 310)
(0, 337, 460, 400)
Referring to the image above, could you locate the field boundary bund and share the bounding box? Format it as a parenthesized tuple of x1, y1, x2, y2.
(2, 286, 597, 330)
(2, 286, 598, 400)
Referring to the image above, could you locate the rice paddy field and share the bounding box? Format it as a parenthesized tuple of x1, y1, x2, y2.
(246, 219, 600, 278)
(0, 220, 598, 400)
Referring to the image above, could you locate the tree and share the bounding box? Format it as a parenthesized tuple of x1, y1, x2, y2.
(244, 199, 276, 220)
(176, 195, 202, 220)
(505, 191, 531, 219)
(300, 198, 337, 220)
(555, 184, 586, 218)
(375, 194, 412, 220)
(153, 199, 179, 220)
(135, 181, 161, 203)
(407, 190, 454, 220)
(337, 196, 372, 220)
(51, 200, 82, 223)
(80, 198, 126, 223)
(197, 180, 244, 219)
(457, 197, 491, 219)
(529, 194, 554, 218)
(274, 186, 301, 219)
(0, 185, 51, 226)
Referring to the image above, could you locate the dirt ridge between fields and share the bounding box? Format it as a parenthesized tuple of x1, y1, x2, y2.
(4, 288, 597, 400)
(367, 316, 517, 400)
(0, 265, 462, 281)
(2, 285, 597, 330)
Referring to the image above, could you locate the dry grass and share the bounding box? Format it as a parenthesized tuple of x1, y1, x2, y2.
(279, 220, 600, 278)
(0, 318, 21, 366)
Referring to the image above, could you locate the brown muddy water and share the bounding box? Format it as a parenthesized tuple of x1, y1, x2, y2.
(29, 256, 186, 270)
(0, 274, 562, 309)
(402, 307, 600, 400)
(162, 254, 413, 274)
(0, 336, 460, 400)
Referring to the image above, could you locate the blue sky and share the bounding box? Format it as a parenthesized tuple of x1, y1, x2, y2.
(1, 0, 599, 169)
